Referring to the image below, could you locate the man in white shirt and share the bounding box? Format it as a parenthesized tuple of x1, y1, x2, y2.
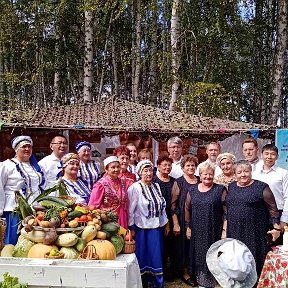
(253, 143, 288, 226)
(39, 135, 68, 189)
(167, 136, 183, 179)
(242, 138, 262, 175)
(195, 142, 222, 177)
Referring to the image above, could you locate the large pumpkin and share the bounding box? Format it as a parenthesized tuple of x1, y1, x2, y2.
(27, 243, 58, 258)
(87, 240, 116, 260)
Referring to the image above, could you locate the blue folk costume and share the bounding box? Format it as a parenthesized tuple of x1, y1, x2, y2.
(78, 161, 101, 190)
(62, 178, 91, 204)
(60, 153, 91, 204)
(75, 141, 101, 190)
(0, 136, 45, 245)
(128, 160, 168, 288)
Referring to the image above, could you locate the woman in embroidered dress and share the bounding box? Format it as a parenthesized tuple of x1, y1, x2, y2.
(214, 152, 237, 188)
(113, 145, 136, 188)
(128, 160, 169, 288)
(89, 156, 129, 228)
(75, 141, 101, 190)
(0, 136, 45, 245)
(61, 153, 90, 204)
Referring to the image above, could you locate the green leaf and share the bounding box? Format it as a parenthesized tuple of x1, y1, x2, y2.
(58, 180, 68, 196)
(32, 185, 59, 203)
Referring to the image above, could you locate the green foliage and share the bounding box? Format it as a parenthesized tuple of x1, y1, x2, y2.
(0, 0, 286, 124)
(178, 82, 239, 120)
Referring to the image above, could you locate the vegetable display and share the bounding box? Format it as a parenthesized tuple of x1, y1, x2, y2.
(1, 191, 133, 260)
(0, 272, 27, 288)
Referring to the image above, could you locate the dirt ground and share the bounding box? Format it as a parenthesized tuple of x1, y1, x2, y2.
(164, 278, 222, 287)
(164, 278, 196, 288)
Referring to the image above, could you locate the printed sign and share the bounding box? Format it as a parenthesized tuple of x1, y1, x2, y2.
(275, 129, 288, 170)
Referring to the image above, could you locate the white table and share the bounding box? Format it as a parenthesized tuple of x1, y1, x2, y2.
(0, 254, 142, 288)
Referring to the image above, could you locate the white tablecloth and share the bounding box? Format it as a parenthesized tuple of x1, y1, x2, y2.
(0, 254, 142, 288)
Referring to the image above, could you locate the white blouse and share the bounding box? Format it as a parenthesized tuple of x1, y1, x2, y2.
(0, 159, 43, 214)
(128, 181, 168, 229)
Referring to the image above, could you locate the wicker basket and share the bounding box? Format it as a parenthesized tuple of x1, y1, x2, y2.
(122, 230, 135, 254)
(0, 218, 6, 251)
(80, 245, 99, 260)
(44, 251, 65, 259)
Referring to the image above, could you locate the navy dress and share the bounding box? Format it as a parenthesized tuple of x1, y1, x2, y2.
(226, 180, 280, 275)
(171, 176, 199, 273)
(186, 183, 226, 287)
(153, 175, 176, 279)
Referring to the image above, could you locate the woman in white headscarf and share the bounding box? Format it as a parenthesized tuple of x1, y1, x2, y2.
(0, 136, 45, 244)
(214, 152, 237, 187)
(128, 160, 169, 288)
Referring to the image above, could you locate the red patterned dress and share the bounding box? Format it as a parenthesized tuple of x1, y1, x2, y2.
(89, 175, 129, 228)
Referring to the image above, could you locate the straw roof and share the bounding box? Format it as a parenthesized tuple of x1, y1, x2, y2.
(0, 98, 274, 140)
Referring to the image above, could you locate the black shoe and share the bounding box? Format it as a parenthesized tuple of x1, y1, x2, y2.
(164, 274, 174, 282)
(181, 276, 197, 287)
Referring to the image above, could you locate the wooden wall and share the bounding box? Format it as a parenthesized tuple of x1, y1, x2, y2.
(0, 128, 208, 163)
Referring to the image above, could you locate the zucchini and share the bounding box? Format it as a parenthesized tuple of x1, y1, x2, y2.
(38, 196, 69, 207)
(67, 210, 84, 220)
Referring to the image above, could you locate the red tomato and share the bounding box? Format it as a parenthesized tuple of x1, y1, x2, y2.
(37, 214, 44, 221)
(125, 234, 132, 241)
(79, 215, 88, 222)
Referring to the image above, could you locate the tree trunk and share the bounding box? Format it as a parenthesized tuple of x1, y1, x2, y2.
(270, 0, 287, 125)
(83, 9, 94, 103)
(132, 0, 141, 103)
(0, 48, 4, 110)
(98, 10, 114, 101)
(111, 35, 119, 96)
(169, 0, 181, 111)
(149, 0, 158, 105)
(53, 23, 61, 105)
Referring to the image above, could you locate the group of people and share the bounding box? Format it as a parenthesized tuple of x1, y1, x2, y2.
(0, 134, 287, 288)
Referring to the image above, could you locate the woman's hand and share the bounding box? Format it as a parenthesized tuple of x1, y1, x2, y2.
(267, 229, 281, 242)
(186, 227, 191, 240)
(173, 224, 181, 236)
(221, 229, 226, 240)
(164, 223, 170, 236)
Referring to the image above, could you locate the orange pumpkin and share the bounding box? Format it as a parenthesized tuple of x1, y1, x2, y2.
(87, 239, 116, 260)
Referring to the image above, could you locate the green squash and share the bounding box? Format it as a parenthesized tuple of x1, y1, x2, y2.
(101, 222, 120, 236)
(110, 235, 124, 254)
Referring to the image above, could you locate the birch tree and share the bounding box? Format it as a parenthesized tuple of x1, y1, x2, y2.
(83, 6, 94, 103)
(131, 0, 141, 102)
(270, 0, 287, 125)
(169, 0, 181, 110)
